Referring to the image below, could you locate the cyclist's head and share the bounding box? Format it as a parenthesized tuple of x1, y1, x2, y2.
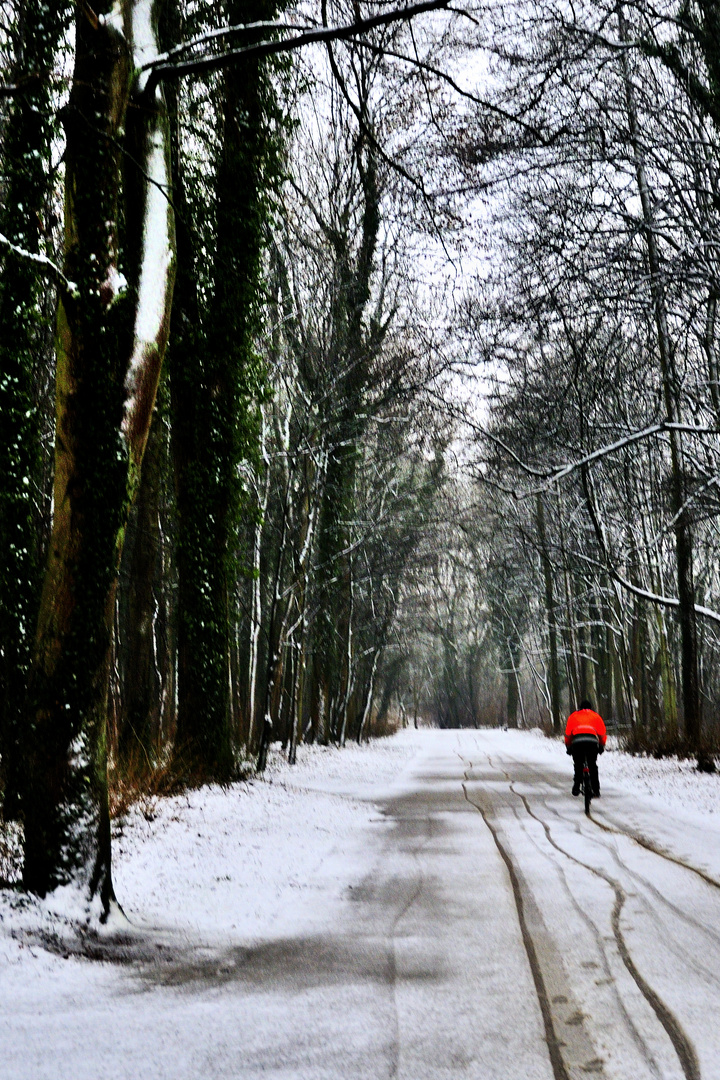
(579, 699, 594, 711)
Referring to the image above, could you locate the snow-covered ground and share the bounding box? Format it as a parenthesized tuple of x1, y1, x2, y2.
(602, 740, 720, 815)
(112, 731, 425, 941)
(2, 727, 720, 1080)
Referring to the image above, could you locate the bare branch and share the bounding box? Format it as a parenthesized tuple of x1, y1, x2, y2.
(141, 18, 319, 72)
(474, 422, 720, 497)
(146, 0, 451, 85)
(557, 13, 720, 131)
(639, 39, 720, 131)
(355, 38, 556, 142)
(479, 428, 550, 479)
(572, 550, 720, 627)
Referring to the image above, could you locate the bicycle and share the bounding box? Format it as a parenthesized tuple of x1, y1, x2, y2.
(582, 752, 593, 815)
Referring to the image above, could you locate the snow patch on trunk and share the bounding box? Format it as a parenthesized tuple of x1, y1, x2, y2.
(131, 0, 160, 93)
(130, 129, 171, 350)
(122, 0, 174, 449)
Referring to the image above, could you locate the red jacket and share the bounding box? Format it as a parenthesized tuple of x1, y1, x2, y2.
(564, 708, 607, 748)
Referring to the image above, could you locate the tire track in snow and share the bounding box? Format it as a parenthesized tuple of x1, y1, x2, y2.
(388, 814, 432, 1080)
(504, 778, 701, 1080)
(460, 760, 574, 1080)
(492, 750, 720, 972)
(375, 801, 434, 1080)
(591, 813, 720, 893)
(499, 766, 720, 1015)
(502, 790, 667, 1079)
(588, 832, 720, 986)
(491, 749, 720, 893)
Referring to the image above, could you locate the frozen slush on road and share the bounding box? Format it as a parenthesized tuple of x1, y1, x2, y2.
(2, 728, 720, 1079)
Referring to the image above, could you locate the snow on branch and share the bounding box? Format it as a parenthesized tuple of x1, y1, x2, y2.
(478, 421, 720, 498)
(573, 550, 720, 627)
(526, 423, 673, 492)
(0, 231, 79, 299)
(145, 0, 451, 85)
(142, 17, 320, 72)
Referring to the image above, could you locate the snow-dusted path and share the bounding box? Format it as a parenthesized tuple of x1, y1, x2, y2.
(460, 731, 720, 1080)
(3, 728, 720, 1079)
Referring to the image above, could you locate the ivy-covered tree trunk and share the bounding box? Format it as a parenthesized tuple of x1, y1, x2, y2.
(311, 434, 358, 745)
(0, 0, 71, 818)
(22, 0, 175, 908)
(117, 386, 169, 768)
(171, 0, 278, 780)
(307, 142, 380, 749)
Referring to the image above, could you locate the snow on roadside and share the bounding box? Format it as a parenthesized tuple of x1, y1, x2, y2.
(601, 742, 720, 815)
(111, 728, 425, 941)
(4, 724, 720, 1080)
(0, 729, 423, 957)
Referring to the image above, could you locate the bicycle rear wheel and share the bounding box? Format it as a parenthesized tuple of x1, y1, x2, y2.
(583, 764, 592, 815)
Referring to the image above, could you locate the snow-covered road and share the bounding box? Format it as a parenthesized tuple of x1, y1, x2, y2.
(460, 734, 720, 1080)
(3, 728, 720, 1080)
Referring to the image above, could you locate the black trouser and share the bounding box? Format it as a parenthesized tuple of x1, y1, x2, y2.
(571, 744, 599, 794)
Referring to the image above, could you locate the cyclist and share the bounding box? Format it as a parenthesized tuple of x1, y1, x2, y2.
(565, 699, 607, 798)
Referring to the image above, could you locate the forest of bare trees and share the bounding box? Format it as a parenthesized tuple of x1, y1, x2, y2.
(405, 0, 720, 758)
(3, 0, 720, 914)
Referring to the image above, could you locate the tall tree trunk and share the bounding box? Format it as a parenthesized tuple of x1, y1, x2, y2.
(117, 389, 167, 768)
(257, 471, 292, 771)
(337, 559, 356, 745)
(23, 0, 175, 907)
(308, 130, 381, 743)
(595, 595, 614, 723)
(246, 414, 271, 749)
(0, 0, 71, 819)
(172, 0, 276, 779)
(619, 7, 701, 747)
(536, 493, 561, 729)
(356, 649, 380, 743)
(506, 660, 519, 728)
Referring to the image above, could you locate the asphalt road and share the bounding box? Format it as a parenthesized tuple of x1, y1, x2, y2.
(135, 729, 720, 1080)
(12, 730, 719, 1080)
(457, 732, 720, 1080)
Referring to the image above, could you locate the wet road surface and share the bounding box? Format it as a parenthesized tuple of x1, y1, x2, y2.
(13, 729, 720, 1080)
